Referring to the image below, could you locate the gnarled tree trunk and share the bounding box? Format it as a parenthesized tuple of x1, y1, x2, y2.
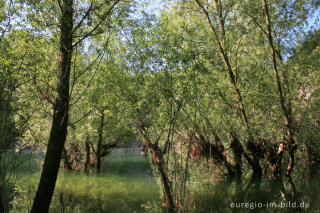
(212, 134, 235, 178)
(266, 142, 284, 178)
(139, 119, 175, 212)
(151, 144, 174, 212)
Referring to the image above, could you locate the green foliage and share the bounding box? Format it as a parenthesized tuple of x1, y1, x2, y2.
(288, 30, 320, 148)
(1, 0, 320, 212)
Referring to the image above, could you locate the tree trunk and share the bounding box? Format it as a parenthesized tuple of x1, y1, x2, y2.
(212, 134, 235, 178)
(85, 136, 91, 173)
(303, 144, 319, 180)
(287, 176, 296, 201)
(62, 147, 73, 170)
(0, 153, 3, 213)
(96, 109, 105, 174)
(286, 143, 295, 176)
(0, 186, 4, 213)
(138, 118, 175, 211)
(230, 136, 243, 178)
(262, 0, 296, 177)
(31, 0, 73, 212)
(244, 139, 263, 177)
(266, 143, 284, 178)
(147, 145, 175, 212)
(157, 160, 175, 212)
(101, 143, 117, 157)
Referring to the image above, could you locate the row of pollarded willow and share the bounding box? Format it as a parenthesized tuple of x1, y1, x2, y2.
(116, 1, 319, 210)
(185, 0, 312, 179)
(194, 0, 262, 177)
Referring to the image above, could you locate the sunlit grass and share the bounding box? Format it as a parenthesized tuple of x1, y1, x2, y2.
(9, 152, 320, 213)
(11, 152, 160, 213)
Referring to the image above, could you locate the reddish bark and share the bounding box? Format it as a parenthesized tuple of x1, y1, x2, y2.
(266, 143, 284, 178)
(138, 119, 175, 212)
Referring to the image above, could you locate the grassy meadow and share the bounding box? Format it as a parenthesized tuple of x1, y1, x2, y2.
(5, 150, 320, 213)
(9, 151, 161, 213)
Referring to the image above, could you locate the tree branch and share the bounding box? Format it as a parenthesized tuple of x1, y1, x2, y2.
(72, 0, 121, 47)
(72, 2, 93, 34)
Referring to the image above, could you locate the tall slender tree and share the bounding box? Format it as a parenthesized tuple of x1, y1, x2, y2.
(261, 0, 296, 177)
(31, 0, 126, 211)
(31, 0, 74, 212)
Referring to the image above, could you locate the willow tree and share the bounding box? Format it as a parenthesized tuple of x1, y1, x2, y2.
(168, 0, 319, 179)
(287, 30, 320, 179)
(238, 0, 318, 177)
(183, 0, 263, 177)
(0, 58, 13, 213)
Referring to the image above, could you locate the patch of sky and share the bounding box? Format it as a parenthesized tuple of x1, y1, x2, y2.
(273, 2, 320, 60)
(131, 0, 165, 19)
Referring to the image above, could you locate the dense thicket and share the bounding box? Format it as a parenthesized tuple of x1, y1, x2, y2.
(0, 0, 319, 212)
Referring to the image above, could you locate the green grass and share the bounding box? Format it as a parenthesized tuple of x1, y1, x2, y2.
(103, 151, 150, 174)
(7, 152, 320, 213)
(10, 152, 160, 213)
